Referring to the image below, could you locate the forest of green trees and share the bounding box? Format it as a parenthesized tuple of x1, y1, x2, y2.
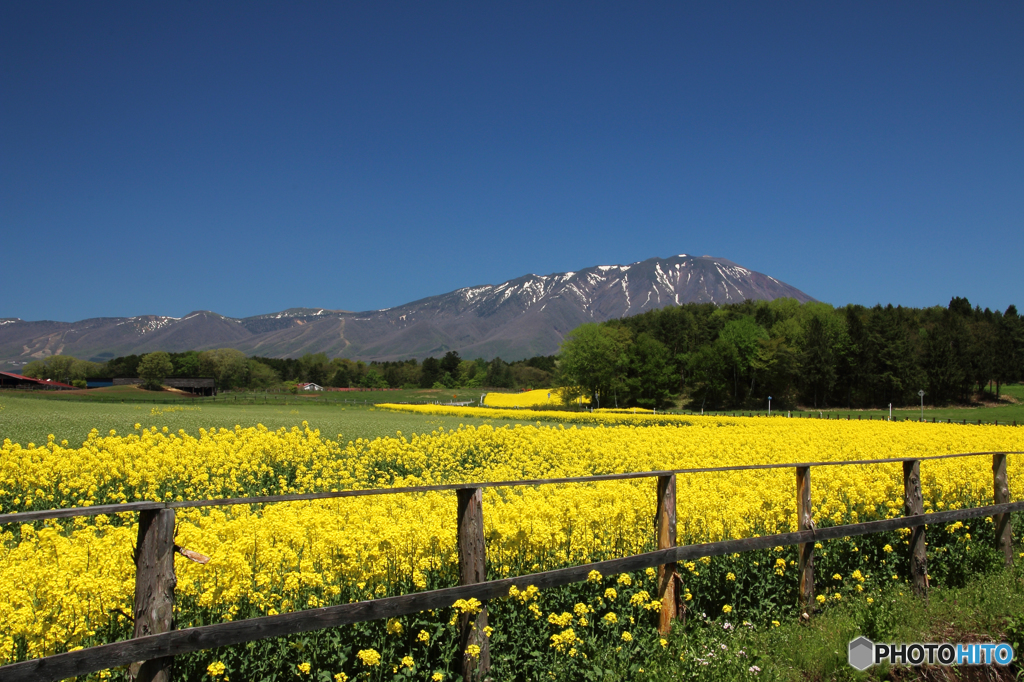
(20, 297, 1022, 411)
(557, 297, 1023, 410)
(21, 348, 556, 393)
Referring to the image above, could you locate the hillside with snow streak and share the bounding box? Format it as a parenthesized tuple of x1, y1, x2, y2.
(0, 255, 814, 364)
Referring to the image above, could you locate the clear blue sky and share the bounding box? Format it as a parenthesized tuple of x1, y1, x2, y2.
(3, 2, 1021, 321)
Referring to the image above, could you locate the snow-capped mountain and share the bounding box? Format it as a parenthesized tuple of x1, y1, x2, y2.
(0, 255, 814, 365)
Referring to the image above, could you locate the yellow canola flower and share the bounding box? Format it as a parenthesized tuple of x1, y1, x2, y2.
(508, 584, 539, 603)
(629, 590, 651, 607)
(550, 628, 580, 653)
(452, 598, 482, 616)
(0, 414, 1021, 663)
(548, 612, 573, 628)
(483, 389, 586, 408)
(356, 649, 381, 667)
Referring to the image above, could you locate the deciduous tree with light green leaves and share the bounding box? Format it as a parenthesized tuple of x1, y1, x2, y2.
(138, 351, 173, 390)
(557, 323, 631, 408)
(199, 348, 249, 390)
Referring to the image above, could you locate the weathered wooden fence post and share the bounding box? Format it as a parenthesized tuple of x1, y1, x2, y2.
(902, 459, 928, 599)
(456, 488, 490, 681)
(993, 453, 1013, 567)
(656, 474, 677, 633)
(796, 466, 814, 612)
(131, 508, 176, 682)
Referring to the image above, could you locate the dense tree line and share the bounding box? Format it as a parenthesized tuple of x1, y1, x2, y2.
(557, 297, 1023, 411)
(248, 351, 554, 391)
(24, 348, 556, 392)
(24, 349, 279, 390)
(19, 355, 102, 388)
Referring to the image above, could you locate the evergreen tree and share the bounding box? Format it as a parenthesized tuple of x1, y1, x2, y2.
(420, 357, 441, 388)
(866, 305, 922, 407)
(439, 351, 462, 378)
(485, 357, 514, 389)
(922, 308, 970, 405)
(623, 333, 673, 408)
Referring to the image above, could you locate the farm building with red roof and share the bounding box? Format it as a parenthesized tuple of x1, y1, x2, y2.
(0, 371, 76, 390)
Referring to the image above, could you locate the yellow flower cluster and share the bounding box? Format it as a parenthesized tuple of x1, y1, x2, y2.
(356, 649, 381, 666)
(0, 414, 1021, 663)
(451, 598, 482, 616)
(549, 627, 580, 653)
(482, 389, 586, 408)
(508, 584, 539, 603)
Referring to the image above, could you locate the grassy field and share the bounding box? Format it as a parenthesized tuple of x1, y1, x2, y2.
(680, 385, 1024, 425)
(3, 384, 1022, 446)
(705, 403, 1024, 424)
(49, 385, 203, 401)
(998, 383, 1024, 401)
(0, 393, 513, 447)
(5, 384, 489, 404)
(656, 564, 1024, 681)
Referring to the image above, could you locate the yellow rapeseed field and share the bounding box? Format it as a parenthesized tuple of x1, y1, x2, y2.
(1, 412, 1022, 663)
(482, 389, 588, 408)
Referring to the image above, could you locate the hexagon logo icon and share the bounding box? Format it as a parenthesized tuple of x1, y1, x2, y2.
(848, 636, 874, 670)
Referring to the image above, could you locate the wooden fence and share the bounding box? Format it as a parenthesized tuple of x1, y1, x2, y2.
(0, 451, 1020, 682)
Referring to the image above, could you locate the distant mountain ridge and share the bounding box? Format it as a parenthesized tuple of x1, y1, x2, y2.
(0, 255, 815, 366)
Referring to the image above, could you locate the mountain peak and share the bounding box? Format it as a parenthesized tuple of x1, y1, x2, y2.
(0, 254, 813, 366)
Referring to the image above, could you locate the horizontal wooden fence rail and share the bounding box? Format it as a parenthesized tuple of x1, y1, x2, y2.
(0, 451, 1020, 682)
